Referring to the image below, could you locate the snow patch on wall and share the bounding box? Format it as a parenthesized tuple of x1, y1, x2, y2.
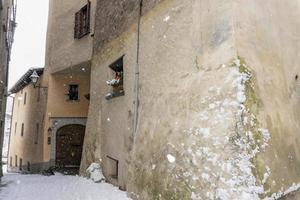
(179, 59, 271, 199)
(264, 183, 300, 200)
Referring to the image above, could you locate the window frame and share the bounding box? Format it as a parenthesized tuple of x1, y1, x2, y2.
(15, 155, 17, 167)
(14, 122, 17, 135)
(24, 92, 27, 105)
(74, 1, 91, 39)
(21, 123, 24, 137)
(67, 84, 79, 101)
(34, 123, 39, 144)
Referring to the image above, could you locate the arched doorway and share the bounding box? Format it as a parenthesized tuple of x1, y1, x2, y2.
(56, 124, 85, 167)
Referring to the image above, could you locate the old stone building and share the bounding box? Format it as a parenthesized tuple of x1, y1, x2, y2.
(7, 68, 46, 172)
(6, 0, 300, 199)
(7, 0, 96, 173)
(80, 0, 300, 199)
(0, 0, 16, 176)
(42, 0, 96, 172)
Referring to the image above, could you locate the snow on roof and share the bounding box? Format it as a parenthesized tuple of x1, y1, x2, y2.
(9, 67, 44, 94)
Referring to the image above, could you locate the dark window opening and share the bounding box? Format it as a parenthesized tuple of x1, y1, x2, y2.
(74, 1, 91, 39)
(21, 123, 24, 137)
(19, 158, 23, 171)
(67, 85, 79, 101)
(37, 88, 40, 102)
(47, 137, 51, 145)
(34, 123, 39, 144)
(107, 155, 119, 180)
(14, 122, 17, 135)
(27, 162, 31, 171)
(15, 155, 17, 167)
(24, 92, 27, 105)
(105, 56, 125, 100)
(10, 156, 12, 167)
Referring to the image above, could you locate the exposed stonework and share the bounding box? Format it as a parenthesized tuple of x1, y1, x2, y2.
(93, 0, 164, 54)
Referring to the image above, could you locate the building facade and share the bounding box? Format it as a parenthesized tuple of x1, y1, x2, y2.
(42, 0, 96, 172)
(7, 68, 47, 172)
(81, 0, 300, 199)
(0, 0, 16, 177)
(6, 0, 300, 199)
(7, 0, 96, 173)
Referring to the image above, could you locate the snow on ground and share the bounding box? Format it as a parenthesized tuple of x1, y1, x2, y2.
(0, 173, 131, 200)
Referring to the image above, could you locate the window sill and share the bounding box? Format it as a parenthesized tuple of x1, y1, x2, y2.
(66, 99, 80, 103)
(75, 31, 90, 39)
(105, 91, 125, 100)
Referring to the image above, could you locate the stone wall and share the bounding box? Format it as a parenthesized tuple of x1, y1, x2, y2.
(82, 0, 300, 199)
(93, 0, 164, 54)
(235, 0, 300, 197)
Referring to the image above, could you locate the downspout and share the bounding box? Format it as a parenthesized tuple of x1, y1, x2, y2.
(133, 0, 143, 137)
(6, 95, 14, 172)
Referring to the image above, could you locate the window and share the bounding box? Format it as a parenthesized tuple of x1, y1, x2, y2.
(37, 88, 40, 102)
(107, 156, 119, 179)
(34, 123, 39, 144)
(74, 1, 91, 39)
(21, 123, 24, 136)
(15, 155, 17, 167)
(105, 56, 125, 100)
(14, 122, 17, 135)
(19, 158, 23, 171)
(27, 162, 31, 171)
(24, 92, 27, 105)
(67, 85, 79, 101)
(10, 156, 12, 167)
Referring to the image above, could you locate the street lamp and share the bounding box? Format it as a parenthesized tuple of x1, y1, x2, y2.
(29, 70, 39, 88)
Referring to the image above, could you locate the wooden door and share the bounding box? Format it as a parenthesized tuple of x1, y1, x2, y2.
(56, 124, 85, 167)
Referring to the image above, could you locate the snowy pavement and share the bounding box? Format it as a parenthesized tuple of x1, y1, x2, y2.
(0, 173, 132, 200)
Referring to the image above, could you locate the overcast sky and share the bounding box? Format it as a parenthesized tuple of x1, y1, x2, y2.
(8, 0, 49, 88)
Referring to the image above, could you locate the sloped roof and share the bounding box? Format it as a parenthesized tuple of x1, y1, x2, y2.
(9, 68, 44, 94)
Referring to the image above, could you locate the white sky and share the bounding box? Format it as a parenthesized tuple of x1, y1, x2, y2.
(8, 0, 49, 88)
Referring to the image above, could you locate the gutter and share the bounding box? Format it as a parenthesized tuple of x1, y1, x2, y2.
(133, 0, 143, 137)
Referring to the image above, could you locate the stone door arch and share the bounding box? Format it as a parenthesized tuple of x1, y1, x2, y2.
(55, 124, 85, 167)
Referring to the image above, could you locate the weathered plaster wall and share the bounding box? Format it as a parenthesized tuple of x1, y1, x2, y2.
(82, 0, 300, 199)
(82, 0, 243, 197)
(45, 0, 96, 73)
(43, 73, 90, 162)
(8, 76, 47, 172)
(235, 0, 300, 197)
(93, 0, 164, 54)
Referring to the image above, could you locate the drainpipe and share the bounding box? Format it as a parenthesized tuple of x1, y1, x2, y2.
(133, 0, 143, 137)
(5, 94, 14, 173)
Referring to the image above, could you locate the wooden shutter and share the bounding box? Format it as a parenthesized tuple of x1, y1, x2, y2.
(86, 1, 91, 33)
(74, 11, 80, 38)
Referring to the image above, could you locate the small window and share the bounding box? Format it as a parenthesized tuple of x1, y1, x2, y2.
(24, 92, 27, 105)
(67, 85, 79, 101)
(19, 158, 23, 171)
(47, 137, 51, 145)
(10, 156, 12, 167)
(74, 1, 91, 39)
(21, 123, 24, 137)
(107, 156, 119, 180)
(15, 155, 17, 167)
(27, 162, 31, 171)
(14, 122, 17, 135)
(34, 123, 39, 144)
(105, 56, 125, 100)
(37, 88, 40, 102)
